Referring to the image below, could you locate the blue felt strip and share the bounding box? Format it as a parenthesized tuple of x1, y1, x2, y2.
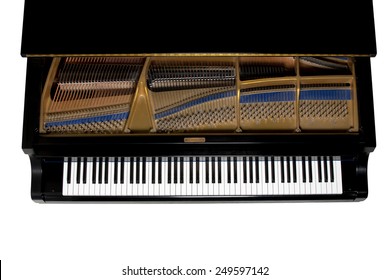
(45, 112, 129, 128)
(300, 89, 351, 101)
(240, 90, 295, 104)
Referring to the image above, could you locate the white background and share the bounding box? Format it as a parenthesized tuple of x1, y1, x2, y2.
(0, 1, 389, 279)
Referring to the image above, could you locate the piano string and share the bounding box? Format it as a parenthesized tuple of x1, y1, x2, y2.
(40, 56, 356, 134)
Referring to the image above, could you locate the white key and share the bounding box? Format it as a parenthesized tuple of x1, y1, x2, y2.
(255, 157, 261, 195)
(326, 156, 333, 194)
(215, 157, 221, 195)
(296, 156, 303, 195)
(85, 157, 90, 195)
(138, 157, 143, 195)
(220, 157, 226, 196)
(174, 157, 180, 195)
(63, 158, 69, 195)
(180, 157, 186, 195)
(248, 157, 253, 195)
(292, 157, 299, 195)
(190, 157, 195, 195)
(157, 157, 163, 196)
(71, 157, 78, 195)
(244, 157, 250, 195)
(99, 158, 104, 195)
(274, 156, 280, 195)
(116, 157, 122, 195)
(103, 158, 108, 195)
(303, 157, 309, 194)
(148, 157, 153, 195)
(199, 157, 204, 195)
(79, 159, 85, 195)
(236, 156, 242, 195)
(228, 157, 234, 195)
(195, 157, 200, 195)
(270, 157, 276, 195)
(322, 156, 329, 194)
(250, 157, 256, 195)
(184, 157, 190, 195)
(312, 157, 319, 194)
(263, 157, 269, 195)
(109, 157, 114, 196)
(160, 157, 166, 195)
(203, 157, 208, 195)
(233, 157, 238, 195)
(129, 157, 134, 195)
(211, 157, 216, 195)
(169, 157, 174, 195)
(209, 157, 214, 196)
(134, 157, 139, 195)
(335, 157, 343, 194)
(96, 158, 100, 195)
(178, 157, 183, 195)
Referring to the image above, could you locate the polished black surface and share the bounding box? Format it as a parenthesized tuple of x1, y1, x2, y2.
(21, 0, 377, 56)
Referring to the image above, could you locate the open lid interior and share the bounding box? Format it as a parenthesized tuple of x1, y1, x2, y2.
(20, 1, 377, 57)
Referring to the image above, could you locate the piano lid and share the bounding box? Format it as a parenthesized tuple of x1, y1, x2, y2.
(20, 1, 377, 57)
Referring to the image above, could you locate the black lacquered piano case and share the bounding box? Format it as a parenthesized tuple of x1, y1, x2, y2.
(20, 0, 377, 203)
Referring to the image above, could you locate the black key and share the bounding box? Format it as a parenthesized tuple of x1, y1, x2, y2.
(180, 157, 184, 184)
(66, 157, 72, 184)
(158, 157, 162, 184)
(317, 156, 322, 183)
(104, 157, 109, 184)
(98, 157, 103, 184)
(205, 157, 209, 184)
(265, 157, 269, 183)
(129, 157, 134, 184)
(255, 156, 259, 183)
(189, 157, 193, 184)
(292, 156, 297, 183)
(211, 157, 216, 184)
(92, 157, 97, 184)
(142, 157, 146, 184)
(271, 156, 275, 183)
(233, 157, 238, 183)
(227, 157, 231, 183)
(151, 157, 156, 184)
(83, 157, 87, 184)
(243, 157, 247, 183)
(167, 157, 172, 184)
(173, 157, 178, 184)
(286, 156, 291, 183)
(196, 157, 200, 184)
(120, 157, 125, 184)
(249, 157, 253, 183)
(308, 156, 313, 183)
(281, 156, 285, 183)
(114, 157, 118, 184)
(218, 157, 222, 184)
(323, 156, 328, 183)
(76, 157, 81, 184)
(302, 156, 306, 183)
(329, 156, 335, 182)
(136, 157, 141, 184)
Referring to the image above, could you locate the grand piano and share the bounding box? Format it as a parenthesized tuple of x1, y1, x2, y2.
(20, 0, 377, 203)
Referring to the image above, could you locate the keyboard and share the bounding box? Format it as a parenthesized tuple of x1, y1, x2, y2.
(63, 156, 342, 196)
